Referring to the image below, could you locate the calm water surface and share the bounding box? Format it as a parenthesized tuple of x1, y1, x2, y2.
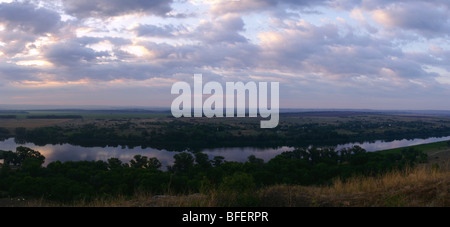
(1, 136, 450, 167)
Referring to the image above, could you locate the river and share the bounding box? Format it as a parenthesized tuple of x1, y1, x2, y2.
(1, 136, 450, 168)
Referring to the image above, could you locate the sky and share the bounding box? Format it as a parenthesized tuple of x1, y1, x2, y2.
(1, 0, 450, 110)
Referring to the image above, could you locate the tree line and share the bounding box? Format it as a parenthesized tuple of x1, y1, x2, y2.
(4, 118, 450, 151)
(0, 145, 427, 204)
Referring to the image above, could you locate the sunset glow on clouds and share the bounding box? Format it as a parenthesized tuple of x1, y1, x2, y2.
(1, 0, 450, 109)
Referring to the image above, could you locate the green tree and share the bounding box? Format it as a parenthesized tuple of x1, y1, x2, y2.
(0, 162, 11, 177)
(194, 152, 211, 169)
(1, 147, 45, 167)
(14, 127, 27, 144)
(130, 155, 149, 169)
(107, 157, 123, 169)
(247, 155, 264, 165)
(172, 152, 194, 173)
(147, 157, 162, 170)
(129, 155, 161, 170)
(212, 156, 225, 167)
(2, 151, 18, 165)
(16, 146, 45, 166)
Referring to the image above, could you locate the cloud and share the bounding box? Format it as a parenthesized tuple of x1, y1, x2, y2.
(0, 2, 62, 35)
(61, 0, 174, 19)
(0, 2, 65, 59)
(0, 29, 37, 57)
(209, 0, 330, 15)
(253, 17, 441, 89)
(0, 62, 46, 82)
(44, 40, 110, 67)
(193, 14, 248, 44)
(134, 24, 181, 38)
(333, 1, 450, 38)
(257, 20, 340, 70)
(371, 2, 450, 38)
(1, 0, 450, 109)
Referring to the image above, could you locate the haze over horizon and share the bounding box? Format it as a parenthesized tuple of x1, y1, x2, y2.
(3, 104, 450, 115)
(1, 0, 450, 110)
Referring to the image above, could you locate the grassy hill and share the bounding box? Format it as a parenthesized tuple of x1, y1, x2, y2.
(6, 163, 447, 207)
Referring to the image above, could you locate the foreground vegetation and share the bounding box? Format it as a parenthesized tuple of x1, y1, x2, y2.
(2, 162, 448, 207)
(0, 144, 430, 205)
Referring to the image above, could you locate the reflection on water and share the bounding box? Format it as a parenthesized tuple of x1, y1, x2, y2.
(1, 136, 450, 168)
(0, 138, 176, 168)
(336, 136, 450, 152)
(0, 138, 294, 168)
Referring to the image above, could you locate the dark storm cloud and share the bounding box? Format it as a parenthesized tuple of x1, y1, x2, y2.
(61, 0, 173, 18)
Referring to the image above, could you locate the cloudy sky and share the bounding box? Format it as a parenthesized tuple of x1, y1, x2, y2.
(1, 0, 450, 110)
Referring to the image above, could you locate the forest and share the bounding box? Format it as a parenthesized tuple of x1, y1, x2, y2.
(0, 145, 427, 204)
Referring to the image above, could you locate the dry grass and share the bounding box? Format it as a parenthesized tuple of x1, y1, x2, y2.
(259, 162, 450, 207)
(5, 192, 215, 207)
(3, 163, 449, 207)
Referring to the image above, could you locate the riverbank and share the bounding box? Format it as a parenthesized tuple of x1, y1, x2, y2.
(1, 141, 449, 207)
(4, 111, 450, 152)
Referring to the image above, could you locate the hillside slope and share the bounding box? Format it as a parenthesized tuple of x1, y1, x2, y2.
(1, 150, 449, 207)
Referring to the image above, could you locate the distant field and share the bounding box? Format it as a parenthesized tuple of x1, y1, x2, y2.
(2, 110, 450, 151)
(0, 109, 173, 130)
(0, 119, 74, 130)
(1, 110, 172, 119)
(380, 141, 449, 154)
(2, 109, 450, 120)
(3, 109, 450, 131)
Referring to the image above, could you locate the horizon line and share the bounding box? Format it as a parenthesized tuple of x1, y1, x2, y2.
(2, 104, 450, 113)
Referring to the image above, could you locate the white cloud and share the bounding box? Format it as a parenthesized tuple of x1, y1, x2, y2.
(1, 0, 450, 109)
(62, 0, 173, 19)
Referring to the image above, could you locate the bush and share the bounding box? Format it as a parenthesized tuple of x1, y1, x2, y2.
(220, 172, 256, 193)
